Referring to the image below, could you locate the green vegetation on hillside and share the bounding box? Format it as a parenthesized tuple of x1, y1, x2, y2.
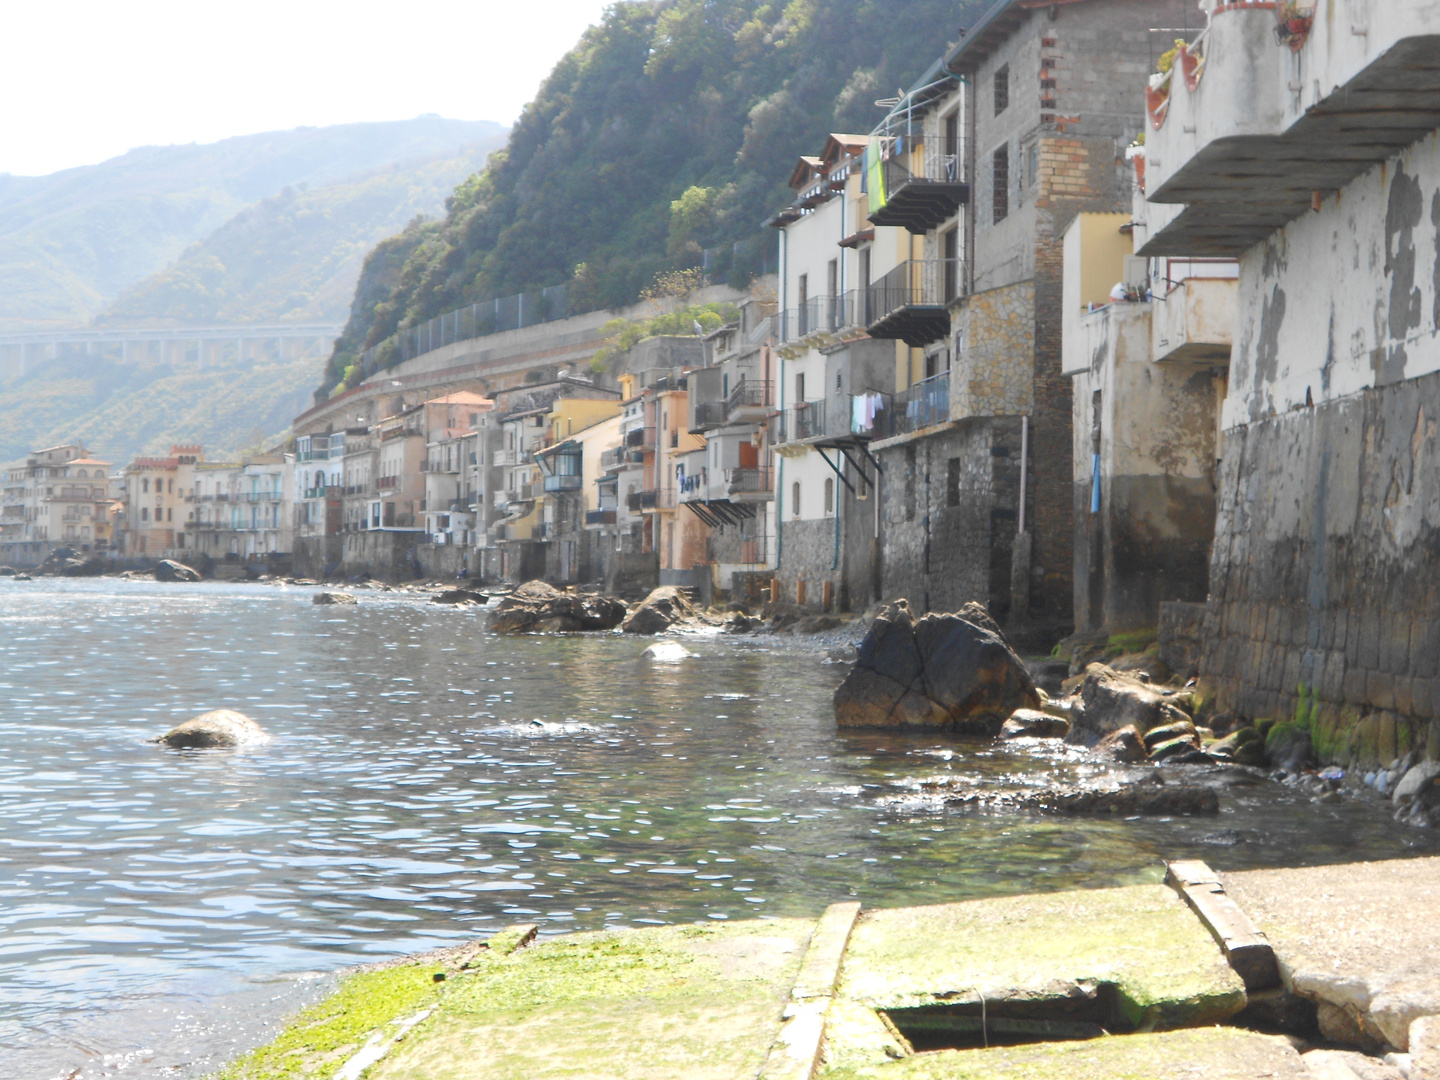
(320, 0, 981, 397)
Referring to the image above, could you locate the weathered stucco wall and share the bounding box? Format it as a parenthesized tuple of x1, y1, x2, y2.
(1069, 300, 1222, 631)
(1227, 132, 1440, 429)
(1199, 132, 1440, 767)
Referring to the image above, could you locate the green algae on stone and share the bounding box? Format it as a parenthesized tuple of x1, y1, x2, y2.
(835, 885, 1245, 1031)
(816, 1026, 1311, 1080)
(213, 962, 443, 1080)
(371, 918, 814, 1080)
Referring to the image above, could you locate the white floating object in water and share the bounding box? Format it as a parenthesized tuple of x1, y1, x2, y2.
(641, 641, 695, 662)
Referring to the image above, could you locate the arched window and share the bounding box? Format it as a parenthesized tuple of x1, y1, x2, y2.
(76, 469, 87, 478)
(792, 481, 801, 517)
(824, 477, 835, 515)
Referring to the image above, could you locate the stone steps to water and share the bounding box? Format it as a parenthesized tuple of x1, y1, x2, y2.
(216, 856, 1440, 1079)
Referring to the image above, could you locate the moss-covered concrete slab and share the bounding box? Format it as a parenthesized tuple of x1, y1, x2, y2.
(1225, 857, 1440, 1051)
(372, 918, 814, 1080)
(836, 884, 1245, 1030)
(817, 1026, 1312, 1079)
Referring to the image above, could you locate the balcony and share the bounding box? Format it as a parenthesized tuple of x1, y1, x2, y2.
(865, 260, 963, 347)
(875, 373, 950, 439)
(776, 295, 858, 344)
(627, 488, 675, 512)
(493, 449, 520, 467)
(726, 467, 773, 501)
(1141, 3, 1440, 256)
(723, 378, 772, 422)
(692, 400, 729, 430)
(773, 400, 831, 445)
(600, 445, 629, 473)
(625, 426, 656, 451)
(377, 476, 399, 491)
(1152, 274, 1237, 364)
(585, 508, 617, 526)
(867, 144, 970, 234)
(542, 473, 583, 494)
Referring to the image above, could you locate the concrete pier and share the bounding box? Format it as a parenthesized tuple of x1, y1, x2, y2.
(217, 856, 1440, 1079)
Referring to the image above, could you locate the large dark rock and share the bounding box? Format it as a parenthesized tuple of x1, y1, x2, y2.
(312, 591, 356, 605)
(154, 709, 270, 748)
(1264, 722, 1314, 774)
(432, 589, 488, 605)
(833, 600, 1039, 732)
(491, 580, 627, 633)
(621, 585, 694, 635)
(154, 559, 201, 582)
(38, 551, 106, 576)
(1207, 726, 1266, 767)
(1066, 665, 1191, 747)
(911, 771, 1219, 817)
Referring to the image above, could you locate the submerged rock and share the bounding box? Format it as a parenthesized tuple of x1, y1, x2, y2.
(833, 599, 1038, 733)
(1000, 709, 1070, 740)
(1095, 725, 1149, 763)
(313, 591, 357, 605)
(641, 641, 695, 662)
(491, 580, 626, 633)
(432, 588, 488, 605)
(907, 771, 1219, 817)
(154, 559, 201, 582)
(621, 586, 695, 635)
(1065, 665, 1192, 747)
(154, 709, 270, 748)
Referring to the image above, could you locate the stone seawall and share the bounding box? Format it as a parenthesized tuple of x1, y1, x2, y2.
(1201, 371, 1440, 768)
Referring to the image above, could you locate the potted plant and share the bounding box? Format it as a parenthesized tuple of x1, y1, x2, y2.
(1275, 1, 1315, 50)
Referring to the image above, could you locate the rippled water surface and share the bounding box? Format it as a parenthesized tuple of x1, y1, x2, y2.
(4, 578, 1438, 1079)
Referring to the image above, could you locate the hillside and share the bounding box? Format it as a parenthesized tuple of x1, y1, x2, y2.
(97, 144, 502, 326)
(0, 116, 504, 331)
(319, 0, 981, 397)
(0, 350, 320, 468)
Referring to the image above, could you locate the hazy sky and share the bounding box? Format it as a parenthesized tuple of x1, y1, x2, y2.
(0, 0, 612, 177)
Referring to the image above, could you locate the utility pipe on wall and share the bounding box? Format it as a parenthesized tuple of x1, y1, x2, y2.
(1017, 415, 1029, 535)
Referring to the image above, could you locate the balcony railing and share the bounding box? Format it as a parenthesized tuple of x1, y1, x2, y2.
(726, 468, 773, 498)
(625, 426, 656, 450)
(724, 377, 772, 417)
(377, 476, 399, 491)
(865, 260, 963, 347)
(600, 445, 629, 472)
(543, 473, 583, 494)
(875, 372, 950, 439)
(585, 507, 617, 526)
(776, 295, 860, 343)
(627, 488, 675, 511)
(693, 401, 729, 430)
(868, 144, 970, 234)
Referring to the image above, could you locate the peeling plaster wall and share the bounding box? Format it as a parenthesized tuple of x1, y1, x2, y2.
(1202, 133, 1440, 763)
(1227, 133, 1440, 429)
(1069, 302, 1222, 632)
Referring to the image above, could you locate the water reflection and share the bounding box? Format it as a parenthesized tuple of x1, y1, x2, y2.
(2, 578, 1436, 1078)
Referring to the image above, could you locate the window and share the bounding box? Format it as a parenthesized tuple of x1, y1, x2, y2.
(795, 372, 806, 403)
(993, 145, 1010, 223)
(142, 478, 149, 493)
(141, 508, 149, 522)
(824, 477, 834, 515)
(722, 373, 729, 399)
(826, 259, 837, 301)
(168, 479, 173, 493)
(792, 481, 801, 517)
(994, 64, 1009, 115)
(943, 111, 959, 167)
(1028, 143, 1040, 188)
(947, 458, 961, 507)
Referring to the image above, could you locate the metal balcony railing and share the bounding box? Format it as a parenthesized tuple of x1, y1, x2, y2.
(865, 260, 964, 347)
(875, 372, 950, 438)
(868, 144, 969, 234)
(726, 467, 773, 496)
(724, 377, 772, 415)
(600, 445, 628, 472)
(585, 507, 617, 526)
(625, 426, 656, 450)
(543, 473, 583, 494)
(776, 295, 860, 343)
(693, 401, 729, 429)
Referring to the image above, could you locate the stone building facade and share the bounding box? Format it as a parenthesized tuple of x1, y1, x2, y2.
(1141, 2, 1440, 765)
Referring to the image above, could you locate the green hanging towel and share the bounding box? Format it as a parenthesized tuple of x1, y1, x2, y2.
(867, 136, 888, 212)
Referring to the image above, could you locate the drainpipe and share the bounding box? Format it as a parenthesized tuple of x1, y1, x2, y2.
(1018, 416, 1028, 533)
